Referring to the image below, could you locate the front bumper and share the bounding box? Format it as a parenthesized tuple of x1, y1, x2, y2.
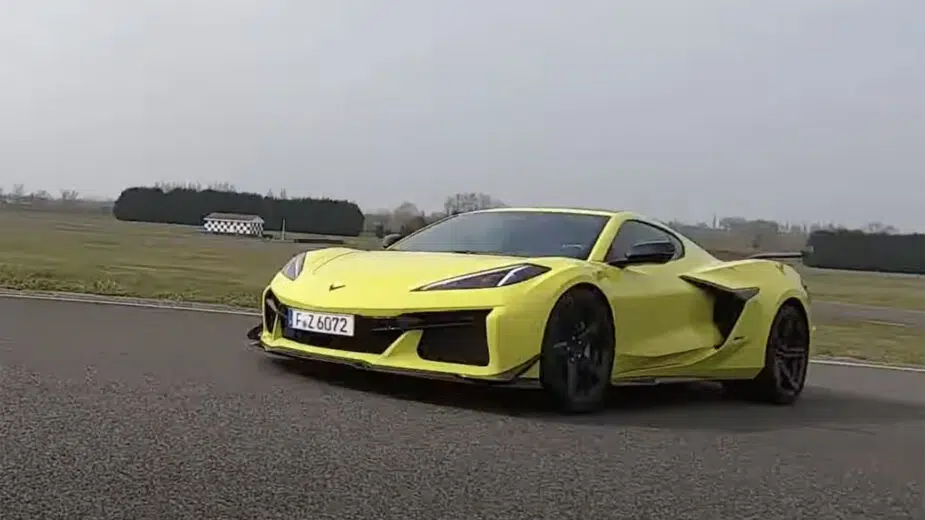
(248, 324, 539, 387)
(248, 286, 548, 385)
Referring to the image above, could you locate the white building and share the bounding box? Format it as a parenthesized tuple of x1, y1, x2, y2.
(202, 212, 265, 237)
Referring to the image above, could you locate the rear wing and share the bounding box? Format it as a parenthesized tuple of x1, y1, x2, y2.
(746, 250, 810, 260)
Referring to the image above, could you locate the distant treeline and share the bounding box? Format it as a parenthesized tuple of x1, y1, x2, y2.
(113, 187, 365, 236)
(805, 230, 925, 274)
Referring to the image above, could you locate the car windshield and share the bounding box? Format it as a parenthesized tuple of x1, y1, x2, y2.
(389, 211, 610, 259)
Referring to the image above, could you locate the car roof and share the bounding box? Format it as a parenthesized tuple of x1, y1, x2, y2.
(469, 206, 632, 218)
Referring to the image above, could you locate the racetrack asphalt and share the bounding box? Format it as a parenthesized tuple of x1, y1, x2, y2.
(1, 298, 923, 520)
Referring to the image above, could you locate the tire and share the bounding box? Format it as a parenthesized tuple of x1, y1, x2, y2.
(723, 303, 810, 405)
(539, 286, 616, 414)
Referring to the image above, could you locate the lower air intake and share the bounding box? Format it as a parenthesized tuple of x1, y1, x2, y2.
(414, 310, 491, 367)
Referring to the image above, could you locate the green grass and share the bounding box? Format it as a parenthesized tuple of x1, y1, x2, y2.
(794, 264, 925, 311)
(1, 210, 923, 365)
(5, 209, 921, 309)
(812, 319, 925, 366)
(706, 251, 925, 311)
(0, 210, 376, 307)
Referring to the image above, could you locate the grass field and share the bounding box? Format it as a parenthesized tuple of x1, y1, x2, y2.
(811, 320, 924, 366)
(0, 210, 376, 307)
(1, 209, 922, 365)
(793, 265, 925, 311)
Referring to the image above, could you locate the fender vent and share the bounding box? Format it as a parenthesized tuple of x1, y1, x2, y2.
(679, 276, 759, 348)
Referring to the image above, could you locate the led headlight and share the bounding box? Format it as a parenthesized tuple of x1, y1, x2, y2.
(414, 264, 550, 291)
(280, 252, 308, 280)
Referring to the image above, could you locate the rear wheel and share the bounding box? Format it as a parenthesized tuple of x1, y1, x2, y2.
(540, 287, 615, 414)
(724, 303, 810, 404)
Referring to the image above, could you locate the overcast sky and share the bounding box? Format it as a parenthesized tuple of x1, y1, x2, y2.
(1, 0, 922, 229)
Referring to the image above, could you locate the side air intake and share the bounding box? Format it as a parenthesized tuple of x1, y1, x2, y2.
(679, 275, 759, 348)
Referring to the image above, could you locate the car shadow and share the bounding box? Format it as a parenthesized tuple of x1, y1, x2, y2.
(267, 357, 925, 433)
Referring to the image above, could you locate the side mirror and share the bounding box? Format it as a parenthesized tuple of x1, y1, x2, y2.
(609, 240, 676, 267)
(381, 233, 404, 249)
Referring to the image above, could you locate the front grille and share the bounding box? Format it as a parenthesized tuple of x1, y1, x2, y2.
(264, 292, 491, 364)
(265, 292, 403, 354)
(282, 324, 403, 354)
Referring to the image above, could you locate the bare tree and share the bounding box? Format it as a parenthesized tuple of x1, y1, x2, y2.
(207, 182, 236, 192)
(390, 201, 422, 232)
(864, 221, 898, 234)
(31, 189, 52, 202)
(718, 216, 748, 232)
(402, 215, 428, 234)
(11, 184, 25, 201)
(59, 189, 80, 202)
(443, 192, 505, 215)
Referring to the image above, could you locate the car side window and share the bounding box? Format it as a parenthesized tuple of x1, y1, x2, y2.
(606, 220, 684, 262)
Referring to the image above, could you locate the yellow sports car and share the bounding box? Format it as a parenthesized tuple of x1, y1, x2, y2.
(247, 207, 812, 413)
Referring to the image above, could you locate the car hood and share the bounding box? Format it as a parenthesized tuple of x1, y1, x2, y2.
(294, 248, 543, 292)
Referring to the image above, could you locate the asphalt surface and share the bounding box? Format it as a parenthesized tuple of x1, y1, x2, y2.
(1, 298, 923, 520)
(813, 300, 925, 330)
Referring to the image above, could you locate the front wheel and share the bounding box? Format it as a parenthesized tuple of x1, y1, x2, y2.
(539, 287, 615, 414)
(723, 303, 810, 404)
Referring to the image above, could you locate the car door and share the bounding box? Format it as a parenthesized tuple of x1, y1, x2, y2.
(597, 220, 719, 366)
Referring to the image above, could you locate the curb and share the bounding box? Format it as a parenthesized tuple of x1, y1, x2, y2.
(0, 288, 260, 316)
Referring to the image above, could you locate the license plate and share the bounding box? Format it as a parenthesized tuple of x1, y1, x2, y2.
(288, 309, 355, 337)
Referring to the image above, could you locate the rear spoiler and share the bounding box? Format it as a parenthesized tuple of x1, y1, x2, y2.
(746, 250, 810, 260)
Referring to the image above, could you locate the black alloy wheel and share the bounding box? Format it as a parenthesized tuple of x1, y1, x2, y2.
(724, 303, 810, 404)
(770, 305, 811, 397)
(540, 287, 615, 414)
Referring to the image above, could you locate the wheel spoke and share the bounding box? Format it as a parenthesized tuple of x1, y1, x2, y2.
(566, 358, 580, 397)
(575, 322, 600, 343)
(776, 344, 805, 359)
(777, 360, 800, 390)
(780, 317, 794, 338)
(580, 357, 599, 387)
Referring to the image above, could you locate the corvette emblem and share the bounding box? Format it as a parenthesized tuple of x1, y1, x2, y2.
(328, 283, 346, 291)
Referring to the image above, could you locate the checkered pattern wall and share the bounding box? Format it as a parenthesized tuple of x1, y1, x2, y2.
(203, 218, 264, 236)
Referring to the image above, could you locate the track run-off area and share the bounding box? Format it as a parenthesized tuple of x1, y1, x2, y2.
(1, 296, 923, 519)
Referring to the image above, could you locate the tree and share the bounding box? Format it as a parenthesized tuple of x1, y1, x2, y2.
(389, 201, 422, 232)
(393, 201, 420, 218)
(11, 184, 25, 201)
(112, 184, 365, 236)
(401, 215, 428, 234)
(443, 192, 505, 215)
(207, 182, 236, 192)
(59, 189, 80, 202)
(718, 216, 748, 232)
(863, 221, 898, 235)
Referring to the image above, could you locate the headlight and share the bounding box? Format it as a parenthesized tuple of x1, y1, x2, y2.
(280, 252, 308, 280)
(414, 264, 550, 291)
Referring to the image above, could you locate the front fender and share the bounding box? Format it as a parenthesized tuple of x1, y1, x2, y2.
(529, 262, 609, 305)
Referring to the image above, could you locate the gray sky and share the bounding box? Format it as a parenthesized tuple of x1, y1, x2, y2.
(1, 0, 923, 230)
